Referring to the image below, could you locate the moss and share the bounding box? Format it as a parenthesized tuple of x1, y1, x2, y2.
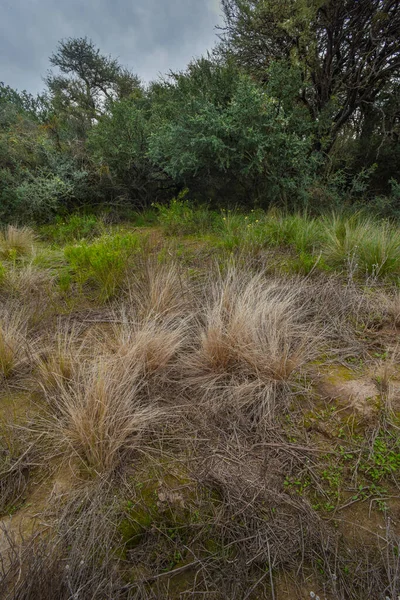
(325, 365, 357, 384)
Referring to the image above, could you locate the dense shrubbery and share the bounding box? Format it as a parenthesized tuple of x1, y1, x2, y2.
(1, 0, 400, 223)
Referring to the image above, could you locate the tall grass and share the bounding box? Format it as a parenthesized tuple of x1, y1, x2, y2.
(0, 225, 36, 260)
(43, 357, 162, 473)
(322, 213, 400, 277)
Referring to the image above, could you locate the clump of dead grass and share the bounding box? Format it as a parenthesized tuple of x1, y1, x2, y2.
(380, 288, 400, 328)
(200, 270, 313, 379)
(111, 314, 188, 377)
(0, 416, 37, 516)
(0, 264, 57, 331)
(0, 308, 31, 384)
(182, 268, 317, 424)
(35, 325, 86, 396)
(42, 355, 163, 473)
(0, 226, 36, 260)
(125, 257, 191, 319)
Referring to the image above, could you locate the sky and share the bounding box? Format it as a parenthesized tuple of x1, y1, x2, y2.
(1, 0, 223, 95)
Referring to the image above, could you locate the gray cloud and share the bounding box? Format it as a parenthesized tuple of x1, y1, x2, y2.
(1, 0, 223, 94)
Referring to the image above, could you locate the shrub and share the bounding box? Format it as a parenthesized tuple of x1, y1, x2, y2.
(14, 175, 73, 224)
(64, 233, 140, 300)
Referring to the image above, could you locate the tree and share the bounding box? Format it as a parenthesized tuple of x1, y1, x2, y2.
(148, 59, 316, 206)
(220, 0, 400, 151)
(88, 97, 165, 207)
(46, 37, 142, 134)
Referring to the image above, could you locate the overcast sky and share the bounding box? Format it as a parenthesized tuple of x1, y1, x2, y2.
(1, 0, 223, 95)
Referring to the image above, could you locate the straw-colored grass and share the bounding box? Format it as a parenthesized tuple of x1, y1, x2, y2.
(112, 316, 188, 376)
(0, 225, 36, 259)
(0, 307, 30, 383)
(124, 258, 191, 319)
(43, 357, 162, 473)
(190, 269, 314, 382)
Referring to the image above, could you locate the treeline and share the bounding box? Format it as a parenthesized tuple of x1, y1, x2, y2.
(1, 0, 400, 223)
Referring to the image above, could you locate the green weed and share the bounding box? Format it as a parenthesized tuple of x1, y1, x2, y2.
(64, 233, 140, 300)
(155, 191, 215, 236)
(40, 214, 103, 245)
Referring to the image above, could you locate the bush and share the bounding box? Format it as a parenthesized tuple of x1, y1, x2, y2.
(14, 175, 73, 224)
(149, 62, 315, 206)
(64, 233, 140, 300)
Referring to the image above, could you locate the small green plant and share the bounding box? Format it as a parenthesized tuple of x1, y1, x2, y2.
(362, 435, 400, 481)
(155, 190, 215, 236)
(64, 233, 140, 300)
(41, 214, 103, 244)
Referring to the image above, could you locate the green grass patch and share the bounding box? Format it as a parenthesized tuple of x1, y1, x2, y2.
(40, 214, 104, 245)
(155, 192, 217, 236)
(64, 232, 140, 300)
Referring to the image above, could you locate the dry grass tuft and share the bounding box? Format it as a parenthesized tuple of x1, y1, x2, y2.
(178, 268, 318, 426)
(42, 355, 163, 473)
(1, 265, 57, 331)
(112, 315, 188, 376)
(188, 269, 315, 381)
(0, 308, 30, 384)
(125, 258, 191, 319)
(0, 226, 36, 260)
(3, 264, 53, 296)
(381, 289, 400, 327)
(35, 325, 85, 396)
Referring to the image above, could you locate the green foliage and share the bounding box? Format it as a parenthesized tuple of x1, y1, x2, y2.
(88, 97, 158, 206)
(361, 434, 400, 482)
(40, 213, 102, 244)
(14, 175, 73, 223)
(149, 60, 315, 206)
(322, 214, 400, 277)
(64, 233, 140, 300)
(46, 37, 142, 133)
(221, 0, 400, 155)
(155, 191, 215, 236)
